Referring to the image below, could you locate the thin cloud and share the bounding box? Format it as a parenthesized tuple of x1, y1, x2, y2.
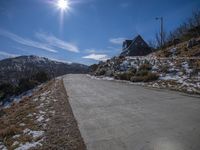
(109, 37, 125, 45)
(0, 29, 57, 53)
(0, 51, 19, 58)
(84, 49, 97, 53)
(35, 32, 79, 53)
(83, 53, 109, 61)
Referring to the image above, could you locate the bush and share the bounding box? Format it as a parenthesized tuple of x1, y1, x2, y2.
(96, 69, 106, 76)
(128, 68, 137, 74)
(144, 72, 159, 82)
(160, 65, 169, 73)
(0, 125, 19, 138)
(131, 72, 159, 82)
(0, 83, 16, 101)
(139, 63, 152, 71)
(89, 64, 99, 73)
(0, 91, 4, 101)
(33, 71, 49, 83)
(130, 76, 145, 82)
(16, 78, 37, 94)
(0, 72, 50, 102)
(114, 72, 134, 81)
(135, 70, 148, 76)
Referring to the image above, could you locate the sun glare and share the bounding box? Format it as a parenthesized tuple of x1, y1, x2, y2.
(57, 0, 70, 11)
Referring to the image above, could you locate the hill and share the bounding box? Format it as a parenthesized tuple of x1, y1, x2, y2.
(90, 37, 200, 94)
(0, 55, 88, 85)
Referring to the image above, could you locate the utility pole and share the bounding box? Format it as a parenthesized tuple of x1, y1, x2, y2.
(156, 17, 164, 49)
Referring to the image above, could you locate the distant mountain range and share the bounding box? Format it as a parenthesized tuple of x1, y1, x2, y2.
(0, 55, 88, 84)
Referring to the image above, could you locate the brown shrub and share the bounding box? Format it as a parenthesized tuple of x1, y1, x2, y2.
(139, 63, 152, 71)
(135, 70, 148, 76)
(0, 125, 19, 138)
(160, 65, 169, 73)
(114, 72, 134, 81)
(131, 72, 159, 82)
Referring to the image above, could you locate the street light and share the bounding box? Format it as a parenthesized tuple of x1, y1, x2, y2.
(155, 17, 163, 49)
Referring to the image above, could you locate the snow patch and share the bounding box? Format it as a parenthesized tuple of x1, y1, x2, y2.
(39, 110, 46, 114)
(12, 141, 19, 147)
(1, 89, 34, 109)
(23, 128, 44, 139)
(13, 134, 20, 139)
(19, 123, 26, 127)
(0, 142, 7, 150)
(15, 141, 42, 150)
(37, 115, 44, 122)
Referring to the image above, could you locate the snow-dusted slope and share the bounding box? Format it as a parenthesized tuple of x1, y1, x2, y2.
(0, 55, 88, 84)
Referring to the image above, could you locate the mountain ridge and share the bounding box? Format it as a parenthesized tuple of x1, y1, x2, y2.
(0, 55, 88, 85)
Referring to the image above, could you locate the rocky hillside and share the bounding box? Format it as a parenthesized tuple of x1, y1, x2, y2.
(90, 37, 200, 94)
(0, 55, 88, 85)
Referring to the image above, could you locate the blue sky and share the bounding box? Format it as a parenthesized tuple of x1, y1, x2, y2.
(0, 0, 199, 65)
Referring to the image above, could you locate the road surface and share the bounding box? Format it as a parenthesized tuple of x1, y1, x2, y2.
(63, 74, 200, 150)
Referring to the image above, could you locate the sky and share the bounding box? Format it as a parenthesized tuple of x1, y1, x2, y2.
(0, 0, 200, 65)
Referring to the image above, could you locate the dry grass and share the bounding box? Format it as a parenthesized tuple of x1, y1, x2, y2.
(0, 78, 86, 150)
(156, 37, 200, 57)
(0, 125, 20, 138)
(40, 79, 86, 150)
(131, 72, 159, 82)
(0, 83, 46, 149)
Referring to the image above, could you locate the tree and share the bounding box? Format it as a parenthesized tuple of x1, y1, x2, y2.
(89, 64, 99, 73)
(192, 10, 200, 27)
(33, 71, 49, 83)
(16, 78, 37, 94)
(161, 10, 200, 45)
(0, 83, 16, 101)
(155, 29, 167, 49)
(148, 40, 157, 49)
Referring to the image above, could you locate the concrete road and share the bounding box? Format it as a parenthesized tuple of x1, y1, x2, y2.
(63, 74, 200, 150)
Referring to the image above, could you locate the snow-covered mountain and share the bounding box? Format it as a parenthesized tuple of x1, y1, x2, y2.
(0, 55, 88, 84)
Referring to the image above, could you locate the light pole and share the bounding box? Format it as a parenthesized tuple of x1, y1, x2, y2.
(156, 17, 163, 49)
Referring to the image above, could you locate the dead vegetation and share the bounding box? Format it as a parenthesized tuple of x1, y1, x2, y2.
(0, 78, 86, 150)
(41, 79, 86, 150)
(0, 97, 40, 149)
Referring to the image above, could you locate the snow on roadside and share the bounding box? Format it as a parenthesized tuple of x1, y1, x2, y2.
(0, 81, 58, 150)
(23, 128, 44, 139)
(90, 54, 200, 94)
(0, 86, 40, 109)
(0, 142, 7, 150)
(15, 140, 43, 150)
(88, 74, 200, 94)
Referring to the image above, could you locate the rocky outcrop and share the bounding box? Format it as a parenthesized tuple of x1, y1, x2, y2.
(91, 54, 200, 94)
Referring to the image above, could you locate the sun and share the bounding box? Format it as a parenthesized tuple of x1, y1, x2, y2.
(57, 0, 70, 11)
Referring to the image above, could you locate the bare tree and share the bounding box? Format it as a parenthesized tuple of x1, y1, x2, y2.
(192, 10, 200, 26)
(155, 10, 200, 49)
(167, 31, 176, 42)
(155, 32, 161, 48)
(155, 29, 167, 49)
(148, 39, 157, 50)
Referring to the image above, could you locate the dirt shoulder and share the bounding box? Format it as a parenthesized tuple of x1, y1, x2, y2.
(0, 78, 86, 150)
